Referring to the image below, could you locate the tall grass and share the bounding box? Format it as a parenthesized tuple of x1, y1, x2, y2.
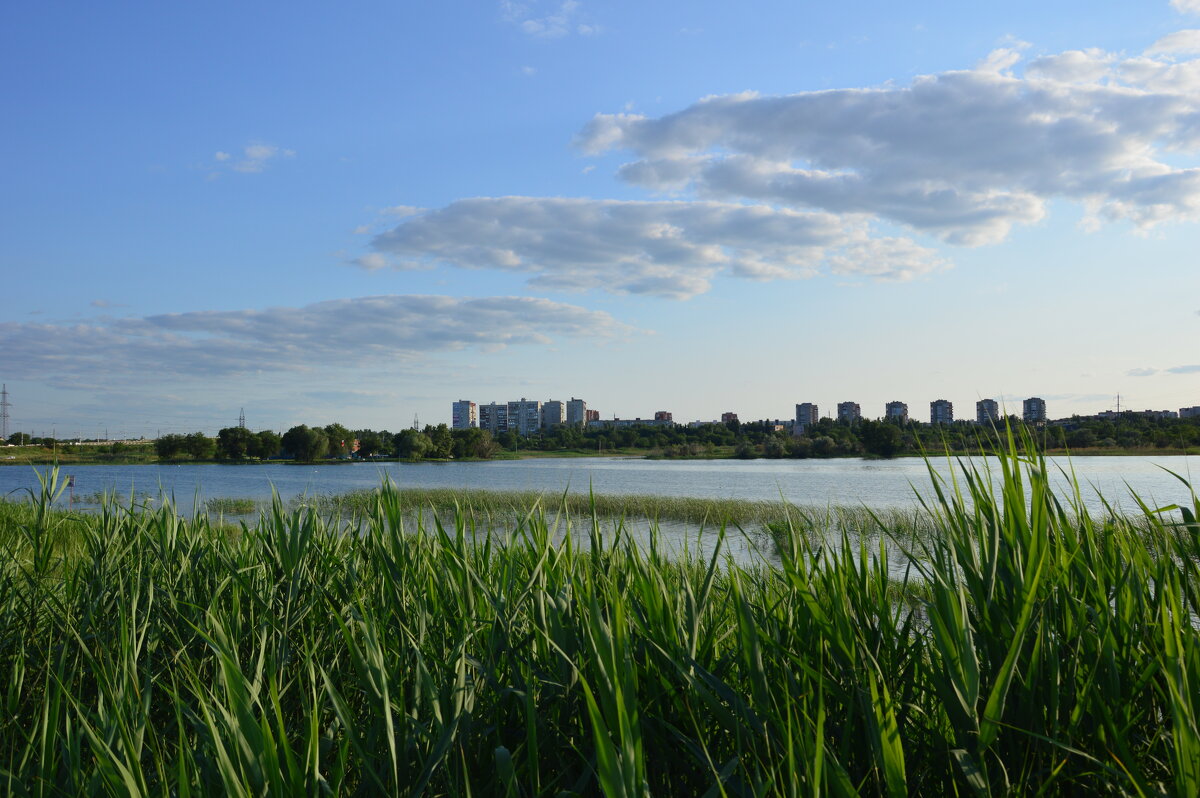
(0, 434, 1198, 795)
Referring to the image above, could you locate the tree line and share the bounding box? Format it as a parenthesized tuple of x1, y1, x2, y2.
(148, 412, 1200, 463)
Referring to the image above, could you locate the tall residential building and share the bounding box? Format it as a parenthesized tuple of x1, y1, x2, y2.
(654, 410, 673, 422)
(566, 397, 588, 426)
(585, 409, 600, 422)
(837, 401, 861, 423)
(541, 400, 565, 429)
(930, 399, 954, 425)
(451, 400, 477, 430)
(478, 402, 508, 434)
(508, 398, 542, 436)
(1023, 397, 1047, 424)
(976, 399, 1000, 425)
(1182, 406, 1200, 419)
(795, 403, 819, 432)
(884, 401, 908, 423)
(721, 412, 739, 424)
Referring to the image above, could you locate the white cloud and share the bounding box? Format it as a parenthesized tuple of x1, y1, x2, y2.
(1128, 367, 1159, 377)
(502, 0, 596, 38)
(365, 197, 945, 299)
(1148, 29, 1200, 55)
(576, 42, 1200, 244)
(0, 295, 629, 385)
(212, 142, 295, 174)
(1173, 0, 1200, 15)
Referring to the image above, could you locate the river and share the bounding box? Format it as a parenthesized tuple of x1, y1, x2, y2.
(2, 455, 1196, 514)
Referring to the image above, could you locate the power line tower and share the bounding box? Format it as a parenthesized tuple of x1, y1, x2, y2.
(412, 413, 419, 430)
(238, 408, 246, 429)
(0, 384, 9, 441)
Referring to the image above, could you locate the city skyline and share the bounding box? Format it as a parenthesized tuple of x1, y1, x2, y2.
(3, 1, 1200, 438)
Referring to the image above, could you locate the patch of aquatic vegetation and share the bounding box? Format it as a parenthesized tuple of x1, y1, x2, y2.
(204, 497, 257, 515)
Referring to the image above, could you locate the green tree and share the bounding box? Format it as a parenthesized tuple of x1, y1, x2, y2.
(324, 423, 354, 458)
(183, 432, 215, 460)
(860, 419, 902, 458)
(394, 428, 433, 460)
(216, 426, 255, 460)
(155, 434, 188, 460)
(425, 424, 454, 459)
(354, 429, 386, 458)
(282, 425, 328, 462)
(248, 429, 282, 460)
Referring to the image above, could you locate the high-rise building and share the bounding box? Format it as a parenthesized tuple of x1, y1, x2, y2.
(930, 399, 954, 424)
(1023, 397, 1047, 424)
(1182, 406, 1200, 419)
(795, 403, 819, 432)
(585, 409, 600, 422)
(654, 411, 673, 422)
(508, 398, 542, 435)
(884, 401, 908, 423)
(566, 397, 588, 426)
(451, 400, 477, 430)
(541, 400, 565, 429)
(976, 399, 999, 425)
(837, 401, 861, 423)
(479, 402, 508, 434)
(721, 412, 739, 424)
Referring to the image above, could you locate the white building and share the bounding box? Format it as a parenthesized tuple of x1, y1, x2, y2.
(541, 400, 565, 429)
(1023, 397, 1047, 424)
(451, 400, 477, 430)
(837, 402, 861, 423)
(508, 398, 542, 436)
(976, 399, 999, 425)
(479, 402, 508, 434)
(885, 401, 908, 423)
(566, 397, 588, 427)
(930, 399, 954, 425)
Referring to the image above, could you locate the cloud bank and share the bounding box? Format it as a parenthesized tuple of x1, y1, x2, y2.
(0, 295, 628, 386)
(365, 197, 946, 299)
(576, 41, 1200, 245)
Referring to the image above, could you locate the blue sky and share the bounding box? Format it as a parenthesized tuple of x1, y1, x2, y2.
(3, 0, 1199, 437)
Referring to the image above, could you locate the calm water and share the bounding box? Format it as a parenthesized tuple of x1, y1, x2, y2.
(1, 455, 1197, 514)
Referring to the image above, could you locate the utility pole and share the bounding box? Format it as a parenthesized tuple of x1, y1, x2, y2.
(0, 384, 9, 441)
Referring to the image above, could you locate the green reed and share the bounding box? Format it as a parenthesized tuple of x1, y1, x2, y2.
(0, 430, 1198, 795)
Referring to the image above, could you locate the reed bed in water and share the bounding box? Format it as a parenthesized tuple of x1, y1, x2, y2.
(1, 433, 1199, 795)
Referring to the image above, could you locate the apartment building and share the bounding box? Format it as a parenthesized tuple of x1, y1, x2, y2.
(1023, 397, 1047, 424)
(795, 403, 819, 433)
(721, 412, 739, 424)
(507, 398, 542, 436)
(884, 401, 908, 423)
(976, 398, 999, 425)
(451, 400, 477, 430)
(478, 402, 508, 434)
(541, 400, 565, 429)
(1182, 406, 1200, 419)
(837, 401, 861, 423)
(654, 410, 673, 422)
(930, 399, 954, 424)
(566, 397, 588, 426)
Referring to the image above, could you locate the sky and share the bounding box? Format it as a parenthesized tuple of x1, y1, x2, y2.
(2, 0, 1200, 438)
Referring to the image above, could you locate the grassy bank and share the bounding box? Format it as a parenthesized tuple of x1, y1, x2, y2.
(0, 442, 158, 465)
(2, 437, 1199, 794)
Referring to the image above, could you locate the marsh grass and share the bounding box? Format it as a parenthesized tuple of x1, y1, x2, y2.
(204, 496, 258, 515)
(1, 431, 1199, 795)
